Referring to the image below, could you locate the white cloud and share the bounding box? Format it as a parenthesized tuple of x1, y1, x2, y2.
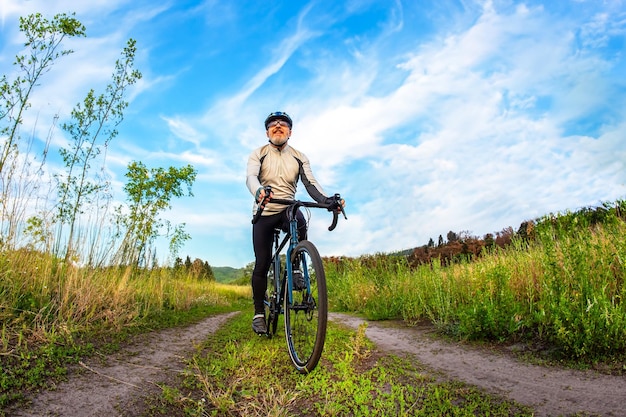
(3, 1, 625, 267)
(269, 0, 626, 254)
(162, 116, 204, 147)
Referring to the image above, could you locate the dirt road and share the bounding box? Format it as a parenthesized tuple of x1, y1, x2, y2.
(7, 311, 626, 416)
(331, 313, 626, 417)
(8, 312, 240, 417)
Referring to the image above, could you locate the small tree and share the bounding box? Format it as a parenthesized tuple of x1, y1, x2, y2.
(55, 38, 142, 262)
(0, 13, 85, 174)
(173, 256, 183, 270)
(484, 233, 495, 248)
(168, 223, 190, 265)
(189, 258, 215, 280)
(0, 13, 85, 247)
(114, 161, 197, 268)
(204, 261, 215, 281)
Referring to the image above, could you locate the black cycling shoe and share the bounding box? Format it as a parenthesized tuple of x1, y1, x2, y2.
(292, 270, 305, 290)
(252, 314, 267, 334)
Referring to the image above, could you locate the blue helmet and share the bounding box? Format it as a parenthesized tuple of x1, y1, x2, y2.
(264, 111, 293, 129)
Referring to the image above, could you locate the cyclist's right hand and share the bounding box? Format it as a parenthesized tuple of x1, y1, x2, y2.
(256, 186, 273, 206)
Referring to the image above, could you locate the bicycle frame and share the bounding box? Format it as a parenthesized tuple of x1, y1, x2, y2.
(267, 204, 306, 317)
(252, 188, 346, 372)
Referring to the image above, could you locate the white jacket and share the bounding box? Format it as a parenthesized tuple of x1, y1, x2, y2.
(246, 143, 328, 215)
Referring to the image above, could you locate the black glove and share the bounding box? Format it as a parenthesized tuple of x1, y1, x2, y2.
(325, 194, 342, 210)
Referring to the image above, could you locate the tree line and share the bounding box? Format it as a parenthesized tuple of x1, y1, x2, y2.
(408, 200, 625, 267)
(322, 199, 625, 270)
(173, 255, 215, 281)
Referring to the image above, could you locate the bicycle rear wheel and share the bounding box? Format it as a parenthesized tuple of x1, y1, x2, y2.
(265, 261, 281, 336)
(284, 240, 327, 373)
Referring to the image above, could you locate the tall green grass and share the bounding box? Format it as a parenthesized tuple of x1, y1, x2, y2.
(0, 250, 251, 349)
(326, 204, 626, 361)
(0, 248, 250, 408)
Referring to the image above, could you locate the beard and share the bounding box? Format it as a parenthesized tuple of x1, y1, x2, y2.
(268, 132, 289, 147)
(271, 137, 288, 146)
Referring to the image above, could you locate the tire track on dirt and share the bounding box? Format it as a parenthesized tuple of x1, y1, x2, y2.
(331, 313, 625, 417)
(9, 311, 239, 417)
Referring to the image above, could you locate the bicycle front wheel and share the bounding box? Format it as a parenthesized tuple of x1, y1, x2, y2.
(284, 240, 327, 373)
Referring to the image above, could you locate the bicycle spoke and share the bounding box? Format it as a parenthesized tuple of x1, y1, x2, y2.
(284, 240, 327, 373)
(264, 261, 281, 336)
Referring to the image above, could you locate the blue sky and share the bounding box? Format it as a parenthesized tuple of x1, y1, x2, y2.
(1, 0, 625, 268)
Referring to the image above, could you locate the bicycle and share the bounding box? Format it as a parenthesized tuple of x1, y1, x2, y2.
(251, 186, 346, 373)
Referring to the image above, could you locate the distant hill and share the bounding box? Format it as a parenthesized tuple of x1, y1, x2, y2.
(212, 266, 245, 283)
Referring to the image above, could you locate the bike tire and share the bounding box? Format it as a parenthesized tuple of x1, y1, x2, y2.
(284, 240, 328, 373)
(265, 261, 281, 336)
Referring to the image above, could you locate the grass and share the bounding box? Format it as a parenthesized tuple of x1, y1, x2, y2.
(144, 312, 532, 417)
(325, 203, 626, 366)
(0, 249, 251, 411)
(2, 200, 625, 414)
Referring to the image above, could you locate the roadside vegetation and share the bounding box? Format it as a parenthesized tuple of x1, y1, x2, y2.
(0, 250, 249, 410)
(326, 200, 626, 368)
(3, 200, 624, 415)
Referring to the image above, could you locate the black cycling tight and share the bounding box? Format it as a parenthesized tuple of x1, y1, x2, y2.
(251, 209, 307, 314)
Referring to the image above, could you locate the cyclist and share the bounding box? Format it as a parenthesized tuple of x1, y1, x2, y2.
(246, 111, 345, 334)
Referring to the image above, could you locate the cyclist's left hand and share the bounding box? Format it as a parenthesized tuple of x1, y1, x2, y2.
(326, 195, 345, 212)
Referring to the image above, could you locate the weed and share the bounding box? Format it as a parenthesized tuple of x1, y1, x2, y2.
(325, 206, 626, 365)
(153, 312, 531, 416)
